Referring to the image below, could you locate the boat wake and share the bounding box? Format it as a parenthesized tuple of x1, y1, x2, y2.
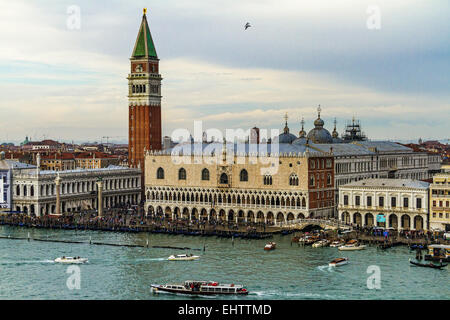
(135, 258, 166, 262)
(0, 259, 55, 265)
(317, 265, 335, 272)
(250, 290, 335, 299)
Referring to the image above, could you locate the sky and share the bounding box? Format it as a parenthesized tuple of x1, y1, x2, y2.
(0, 0, 449, 144)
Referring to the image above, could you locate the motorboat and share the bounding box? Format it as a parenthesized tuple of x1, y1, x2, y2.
(409, 259, 447, 269)
(264, 242, 276, 250)
(329, 241, 344, 247)
(424, 245, 450, 262)
(329, 257, 349, 267)
(54, 256, 88, 264)
(168, 254, 200, 261)
(312, 239, 329, 248)
(338, 241, 366, 251)
(151, 280, 249, 295)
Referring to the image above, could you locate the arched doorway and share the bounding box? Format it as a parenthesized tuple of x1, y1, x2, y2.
(266, 212, 274, 224)
(191, 208, 198, 221)
(228, 210, 235, 222)
(287, 212, 295, 221)
(182, 207, 189, 219)
(365, 213, 374, 226)
(389, 214, 398, 229)
(297, 213, 305, 220)
(174, 207, 180, 220)
(247, 211, 255, 223)
(353, 212, 362, 226)
(209, 209, 216, 221)
(341, 212, 350, 224)
(218, 209, 226, 221)
(164, 207, 172, 219)
(257, 211, 264, 223)
(237, 210, 245, 223)
(276, 212, 285, 223)
(200, 208, 208, 221)
(413, 215, 423, 230)
(401, 214, 410, 229)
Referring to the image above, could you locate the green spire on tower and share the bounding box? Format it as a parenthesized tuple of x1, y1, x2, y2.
(131, 9, 158, 59)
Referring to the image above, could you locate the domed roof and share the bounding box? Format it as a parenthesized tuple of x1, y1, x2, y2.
(292, 136, 307, 145)
(306, 106, 333, 144)
(307, 127, 333, 144)
(275, 113, 297, 144)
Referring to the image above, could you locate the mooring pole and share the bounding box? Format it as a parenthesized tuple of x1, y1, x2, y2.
(27, 232, 30, 242)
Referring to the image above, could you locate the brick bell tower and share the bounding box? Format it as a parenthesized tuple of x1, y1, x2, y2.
(128, 8, 162, 173)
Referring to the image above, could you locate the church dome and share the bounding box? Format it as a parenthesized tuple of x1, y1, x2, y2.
(292, 136, 307, 145)
(306, 106, 333, 144)
(274, 114, 297, 144)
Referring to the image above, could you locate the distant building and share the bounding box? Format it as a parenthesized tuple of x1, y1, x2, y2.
(144, 141, 335, 222)
(12, 165, 141, 216)
(429, 172, 450, 231)
(1, 151, 36, 211)
(338, 178, 429, 230)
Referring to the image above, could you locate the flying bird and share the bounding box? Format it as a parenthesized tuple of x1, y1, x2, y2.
(245, 22, 251, 30)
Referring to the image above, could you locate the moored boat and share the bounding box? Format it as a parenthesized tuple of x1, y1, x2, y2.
(264, 242, 276, 250)
(329, 257, 348, 267)
(151, 280, 249, 295)
(312, 239, 330, 248)
(338, 240, 366, 251)
(329, 241, 344, 247)
(168, 254, 200, 261)
(54, 256, 88, 264)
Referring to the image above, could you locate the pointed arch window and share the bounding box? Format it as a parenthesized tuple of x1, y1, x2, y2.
(263, 175, 273, 185)
(240, 169, 248, 182)
(178, 168, 186, 180)
(201, 168, 210, 181)
(157, 167, 164, 179)
(220, 173, 229, 184)
(289, 173, 299, 186)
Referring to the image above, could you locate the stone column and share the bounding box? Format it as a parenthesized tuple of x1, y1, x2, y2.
(97, 179, 103, 217)
(55, 174, 61, 215)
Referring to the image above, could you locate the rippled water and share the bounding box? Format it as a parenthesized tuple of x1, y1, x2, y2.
(0, 226, 448, 300)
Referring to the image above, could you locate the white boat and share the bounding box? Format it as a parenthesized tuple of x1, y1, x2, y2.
(330, 241, 343, 247)
(312, 239, 329, 248)
(168, 254, 200, 261)
(151, 280, 249, 296)
(54, 256, 88, 264)
(338, 244, 366, 251)
(264, 242, 276, 250)
(329, 257, 349, 267)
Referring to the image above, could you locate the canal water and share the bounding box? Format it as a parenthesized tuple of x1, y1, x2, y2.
(0, 226, 448, 300)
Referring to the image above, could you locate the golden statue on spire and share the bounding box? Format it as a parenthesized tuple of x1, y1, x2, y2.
(143, 8, 147, 15)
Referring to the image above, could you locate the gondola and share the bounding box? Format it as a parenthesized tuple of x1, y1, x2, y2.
(409, 259, 447, 269)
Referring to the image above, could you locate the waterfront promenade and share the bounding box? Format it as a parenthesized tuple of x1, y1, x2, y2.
(1, 207, 448, 247)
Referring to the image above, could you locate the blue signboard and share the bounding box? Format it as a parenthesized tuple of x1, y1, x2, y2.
(376, 214, 386, 223)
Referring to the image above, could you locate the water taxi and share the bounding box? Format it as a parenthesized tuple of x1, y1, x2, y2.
(338, 240, 366, 251)
(151, 280, 249, 295)
(264, 242, 276, 250)
(167, 254, 200, 261)
(312, 239, 330, 248)
(54, 256, 88, 264)
(329, 241, 344, 247)
(424, 244, 450, 262)
(329, 257, 348, 267)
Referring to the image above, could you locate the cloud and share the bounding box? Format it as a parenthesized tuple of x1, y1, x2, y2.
(0, 0, 448, 144)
